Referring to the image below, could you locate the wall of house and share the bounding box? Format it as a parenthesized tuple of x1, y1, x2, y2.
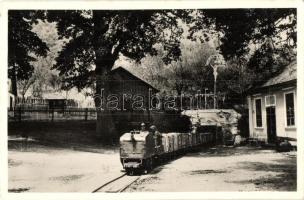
(8, 93, 15, 111)
(248, 87, 297, 142)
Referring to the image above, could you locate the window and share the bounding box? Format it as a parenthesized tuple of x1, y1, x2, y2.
(265, 95, 276, 107)
(285, 93, 295, 126)
(255, 99, 262, 127)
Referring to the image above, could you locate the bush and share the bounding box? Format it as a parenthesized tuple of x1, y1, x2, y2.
(236, 109, 249, 138)
(276, 140, 293, 152)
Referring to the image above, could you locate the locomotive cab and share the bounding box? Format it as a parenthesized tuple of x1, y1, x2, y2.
(120, 130, 156, 173)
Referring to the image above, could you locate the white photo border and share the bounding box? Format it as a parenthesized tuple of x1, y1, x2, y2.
(0, 0, 303, 200)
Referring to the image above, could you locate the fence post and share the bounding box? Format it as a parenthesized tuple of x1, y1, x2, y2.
(85, 108, 88, 121)
(51, 109, 54, 122)
(18, 107, 22, 122)
(215, 124, 218, 144)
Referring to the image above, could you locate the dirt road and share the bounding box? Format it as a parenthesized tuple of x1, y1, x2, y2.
(8, 138, 296, 192)
(8, 137, 123, 192)
(126, 146, 296, 192)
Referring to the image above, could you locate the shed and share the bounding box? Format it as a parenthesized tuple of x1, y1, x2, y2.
(108, 66, 160, 128)
(43, 92, 78, 110)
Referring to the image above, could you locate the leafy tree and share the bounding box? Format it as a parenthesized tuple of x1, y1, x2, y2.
(132, 45, 172, 94)
(16, 20, 68, 99)
(217, 56, 253, 105)
(126, 41, 217, 96)
(47, 10, 187, 142)
(31, 20, 67, 97)
(18, 78, 36, 100)
(8, 10, 49, 96)
(189, 9, 296, 60)
(166, 41, 217, 96)
(124, 40, 217, 110)
(247, 41, 296, 87)
(189, 8, 296, 107)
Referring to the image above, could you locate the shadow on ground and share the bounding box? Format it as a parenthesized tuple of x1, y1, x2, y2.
(185, 145, 278, 158)
(229, 157, 296, 191)
(8, 136, 119, 154)
(184, 145, 297, 191)
(149, 154, 185, 175)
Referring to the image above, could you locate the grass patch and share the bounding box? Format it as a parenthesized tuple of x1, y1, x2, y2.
(8, 188, 30, 193)
(188, 169, 228, 175)
(49, 174, 85, 183)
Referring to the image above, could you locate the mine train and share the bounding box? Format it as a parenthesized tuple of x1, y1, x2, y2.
(119, 126, 216, 175)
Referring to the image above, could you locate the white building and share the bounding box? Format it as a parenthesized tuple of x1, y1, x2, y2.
(247, 61, 296, 145)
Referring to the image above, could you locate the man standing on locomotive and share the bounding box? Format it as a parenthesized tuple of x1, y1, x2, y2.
(192, 121, 200, 133)
(150, 125, 162, 147)
(140, 122, 146, 132)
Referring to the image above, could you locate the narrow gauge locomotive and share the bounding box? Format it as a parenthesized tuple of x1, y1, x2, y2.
(119, 127, 215, 175)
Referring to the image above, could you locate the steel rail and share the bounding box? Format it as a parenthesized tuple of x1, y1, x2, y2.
(92, 173, 127, 193)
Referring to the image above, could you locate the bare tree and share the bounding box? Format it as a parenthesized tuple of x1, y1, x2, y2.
(18, 79, 36, 100)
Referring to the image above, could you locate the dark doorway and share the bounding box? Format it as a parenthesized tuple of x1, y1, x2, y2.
(266, 106, 277, 143)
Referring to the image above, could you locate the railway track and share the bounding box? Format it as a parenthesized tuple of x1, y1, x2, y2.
(92, 173, 140, 193)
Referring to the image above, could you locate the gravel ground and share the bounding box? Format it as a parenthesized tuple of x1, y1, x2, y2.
(126, 146, 296, 192)
(8, 137, 123, 192)
(8, 138, 296, 192)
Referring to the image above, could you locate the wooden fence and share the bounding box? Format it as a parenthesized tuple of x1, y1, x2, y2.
(8, 107, 97, 122)
(8, 107, 153, 123)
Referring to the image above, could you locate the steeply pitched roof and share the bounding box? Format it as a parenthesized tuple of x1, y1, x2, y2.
(111, 66, 159, 92)
(260, 60, 296, 88)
